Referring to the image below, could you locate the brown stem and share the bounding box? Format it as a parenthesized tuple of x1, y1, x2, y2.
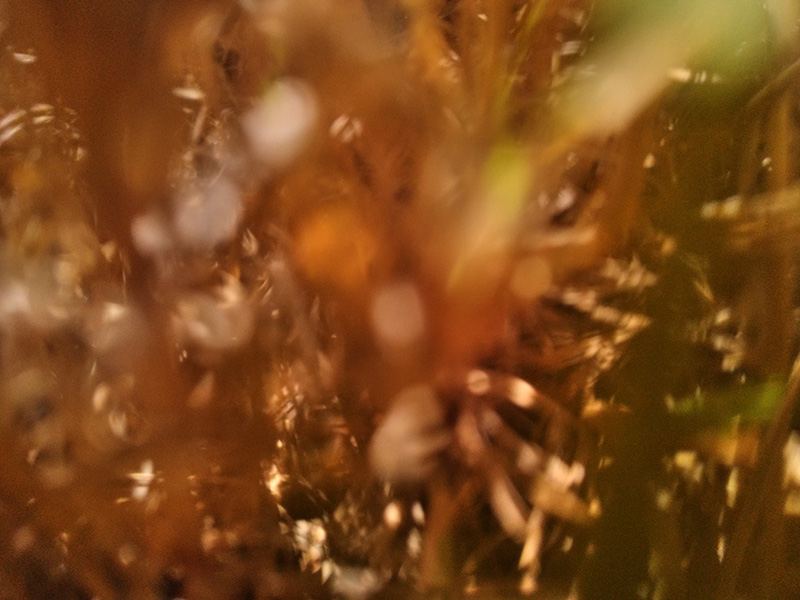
(714, 354, 800, 600)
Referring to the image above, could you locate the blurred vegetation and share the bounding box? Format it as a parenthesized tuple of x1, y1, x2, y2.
(0, 1, 800, 599)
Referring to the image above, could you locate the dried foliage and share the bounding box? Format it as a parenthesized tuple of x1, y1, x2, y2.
(1, 1, 800, 599)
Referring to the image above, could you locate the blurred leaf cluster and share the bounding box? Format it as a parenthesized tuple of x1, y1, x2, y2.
(1, 1, 800, 599)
